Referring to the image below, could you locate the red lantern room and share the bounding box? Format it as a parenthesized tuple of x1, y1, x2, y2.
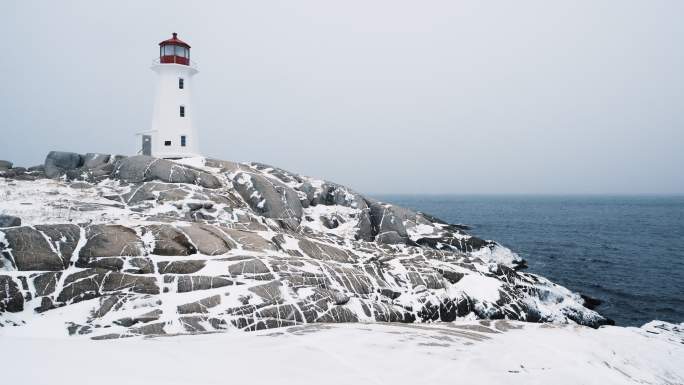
(159, 32, 191, 65)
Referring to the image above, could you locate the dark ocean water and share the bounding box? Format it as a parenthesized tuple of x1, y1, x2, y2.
(375, 195, 684, 327)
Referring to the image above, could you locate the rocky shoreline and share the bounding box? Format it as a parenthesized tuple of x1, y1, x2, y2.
(1, 151, 613, 339)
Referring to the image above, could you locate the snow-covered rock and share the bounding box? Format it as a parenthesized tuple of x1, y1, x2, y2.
(0, 214, 20, 227)
(114, 155, 222, 188)
(0, 152, 616, 339)
(44, 151, 83, 178)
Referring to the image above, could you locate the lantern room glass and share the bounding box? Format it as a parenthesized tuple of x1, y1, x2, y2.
(159, 44, 190, 60)
(162, 45, 175, 56)
(159, 43, 190, 64)
(175, 46, 189, 58)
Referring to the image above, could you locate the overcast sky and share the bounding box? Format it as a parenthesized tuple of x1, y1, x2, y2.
(2, 1, 682, 194)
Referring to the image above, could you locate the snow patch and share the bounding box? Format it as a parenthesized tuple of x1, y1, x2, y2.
(469, 243, 521, 266)
(0, 322, 682, 385)
(451, 273, 503, 303)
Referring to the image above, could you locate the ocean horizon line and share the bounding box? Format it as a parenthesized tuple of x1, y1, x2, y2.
(370, 192, 684, 198)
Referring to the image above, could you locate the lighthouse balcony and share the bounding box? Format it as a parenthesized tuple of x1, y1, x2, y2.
(153, 57, 198, 69)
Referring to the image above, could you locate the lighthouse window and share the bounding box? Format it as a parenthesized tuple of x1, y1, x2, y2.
(181, 135, 187, 147)
(179, 105, 185, 117)
(175, 46, 189, 58)
(162, 45, 174, 56)
(179, 78, 184, 89)
(164, 140, 172, 146)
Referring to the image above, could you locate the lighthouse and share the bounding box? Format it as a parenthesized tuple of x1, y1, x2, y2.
(141, 33, 200, 158)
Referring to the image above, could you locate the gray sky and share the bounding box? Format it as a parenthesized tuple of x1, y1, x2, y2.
(2, 0, 682, 194)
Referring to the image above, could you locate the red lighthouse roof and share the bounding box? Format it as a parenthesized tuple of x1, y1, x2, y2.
(158, 33, 191, 65)
(159, 32, 190, 49)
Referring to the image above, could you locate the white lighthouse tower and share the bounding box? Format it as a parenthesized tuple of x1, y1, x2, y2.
(141, 33, 200, 158)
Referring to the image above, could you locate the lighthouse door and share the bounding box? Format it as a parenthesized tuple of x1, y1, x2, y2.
(142, 135, 152, 156)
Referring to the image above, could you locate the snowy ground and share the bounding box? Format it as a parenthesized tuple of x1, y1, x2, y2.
(2, 321, 682, 385)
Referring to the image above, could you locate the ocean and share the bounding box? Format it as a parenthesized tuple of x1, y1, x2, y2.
(375, 195, 684, 326)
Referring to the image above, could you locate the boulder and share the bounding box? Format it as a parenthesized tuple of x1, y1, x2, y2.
(44, 151, 83, 178)
(0, 275, 23, 312)
(82, 153, 111, 169)
(298, 239, 357, 263)
(355, 210, 374, 241)
(176, 275, 234, 293)
(27, 165, 45, 172)
(248, 280, 284, 302)
(316, 306, 358, 323)
(34, 224, 81, 261)
(323, 289, 350, 305)
(232, 171, 302, 230)
(325, 265, 374, 294)
(367, 199, 415, 244)
(416, 234, 494, 253)
(220, 228, 277, 252)
(75, 256, 125, 271)
(79, 225, 145, 260)
(158, 260, 206, 274)
(90, 294, 128, 318)
(177, 295, 221, 314)
(32, 272, 62, 296)
(379, 288, 402, 300)
(375, 231, 406, 245)
(0, 169, 20, 178)
(130, 322, 167, 336)
(417, 296, 471, 322)
(312, 182, 367, 209)
(57, 269, 159, 304)
(204, 158, 243, 173)
(437, 268, 465, 284)
(0, 160, 13, 170)
(255, 304, 304, 325)
(0, 226, 68, 271)
(113, 155, 221, 189)
(178, 316, 210, 332)
(124, 258, 155, 274)
(144, 225, 196, 256)
(228, 259, 271, 276)
(114, 309, 162, 327)
(0, 215, 21, 228)
(250, 163, 304, 185)
(117, 182, 191, 205)
(320, 214, 341, 229)
(180, 224, 234, 255)
(298, 182, 316, 204)
(89, 163, 115, 178)
(580, 294, 603, 310)
(372, 303, 416, 323)
(99, 272, 158, 294)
